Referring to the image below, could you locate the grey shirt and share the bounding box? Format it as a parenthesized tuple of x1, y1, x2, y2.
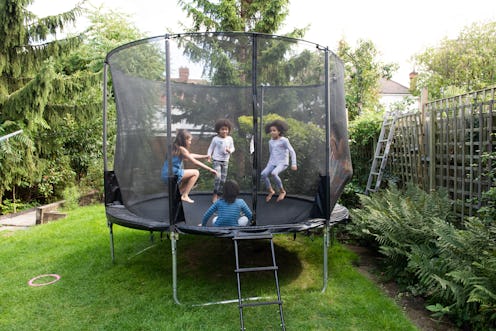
(267, 137, 297, 166)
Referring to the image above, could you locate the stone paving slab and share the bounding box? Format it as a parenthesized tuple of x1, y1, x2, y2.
(0, 210, 36, 231)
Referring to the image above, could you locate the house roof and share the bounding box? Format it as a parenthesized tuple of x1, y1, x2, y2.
(379, 78, 410, 95)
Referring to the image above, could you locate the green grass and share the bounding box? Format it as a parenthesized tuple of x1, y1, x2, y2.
(0, 204, 418, 330)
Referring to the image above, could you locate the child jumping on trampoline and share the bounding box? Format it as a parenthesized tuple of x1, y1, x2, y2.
(261, 119, 297, 202)
(200, 180, 252, 227)
(207, 119, 235, 203)
(161, 129, 217, 204)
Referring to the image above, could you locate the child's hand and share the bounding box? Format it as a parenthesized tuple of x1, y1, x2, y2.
(291, 165, 297, 171)
(210, 168, 218, 176)
(207, 156, 212, 162)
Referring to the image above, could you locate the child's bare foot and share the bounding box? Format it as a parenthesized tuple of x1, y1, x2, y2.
(181, 195, 195, 203)
(276, 191, 286, 202)
(265, 189, 275, 202)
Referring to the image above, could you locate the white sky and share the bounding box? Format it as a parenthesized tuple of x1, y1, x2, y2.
(30, 0, 496, 86)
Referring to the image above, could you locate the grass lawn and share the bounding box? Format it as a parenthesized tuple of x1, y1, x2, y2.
(0, 204, 418, 330)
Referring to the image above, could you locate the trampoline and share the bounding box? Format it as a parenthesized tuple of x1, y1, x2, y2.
(103, 32, 352, 302)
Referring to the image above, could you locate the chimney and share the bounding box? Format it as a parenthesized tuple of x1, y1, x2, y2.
(179, 67, 189, 83)
(409, 69, 418, 92)
(409, 70, 418, 81)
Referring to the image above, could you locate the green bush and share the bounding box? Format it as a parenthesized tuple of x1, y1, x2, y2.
(347, 111, 382, 189)
(349, 184, 455, 287)
(61, 185, 81, 210)
(0, 199, 38, 215)
(349, 183, 496, 330)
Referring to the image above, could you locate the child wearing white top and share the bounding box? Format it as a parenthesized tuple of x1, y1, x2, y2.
(261, 119, 297, 202)
(207, 119, 235, 203)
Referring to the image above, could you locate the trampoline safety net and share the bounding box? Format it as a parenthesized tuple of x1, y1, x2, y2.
(103, 32, 352, 231)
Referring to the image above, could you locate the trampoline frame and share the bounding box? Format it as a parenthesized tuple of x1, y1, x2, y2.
(102, 32, 352, 305)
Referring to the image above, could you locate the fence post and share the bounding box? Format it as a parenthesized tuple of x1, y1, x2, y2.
(421, 89, 435, 191)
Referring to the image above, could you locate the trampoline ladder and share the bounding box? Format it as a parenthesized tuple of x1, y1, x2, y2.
(365, 111, 398, 195)
(233, 232, 286, 331)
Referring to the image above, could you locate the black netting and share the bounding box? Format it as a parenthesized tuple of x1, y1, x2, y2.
(104, 32, 351, 227)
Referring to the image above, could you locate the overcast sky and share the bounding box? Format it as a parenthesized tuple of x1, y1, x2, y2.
(31, 0, 496, 86)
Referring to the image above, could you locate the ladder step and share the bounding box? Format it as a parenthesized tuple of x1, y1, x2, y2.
(233, 233, 273, 240)
(240, 300, 282, 308)
(370, 172, 379, 175)
(236, 266, 278, 273)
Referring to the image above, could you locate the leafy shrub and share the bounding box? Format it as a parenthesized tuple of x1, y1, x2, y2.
(349, 183, 455, 288)
(347, 111, 382, 189)
(61, 185, 81, 210)
(423, 217, 496, 330)
(349, 182, 496, 330)
(0, 199, 39, 215)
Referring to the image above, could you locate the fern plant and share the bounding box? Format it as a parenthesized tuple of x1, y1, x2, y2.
(349, 183, 455, 289)
(425, 217, 496, 330)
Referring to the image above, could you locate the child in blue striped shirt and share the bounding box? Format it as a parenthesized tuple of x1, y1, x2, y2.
(200, 180, 252, 227)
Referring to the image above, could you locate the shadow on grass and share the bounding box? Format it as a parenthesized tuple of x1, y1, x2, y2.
(101, 228, 307, 304)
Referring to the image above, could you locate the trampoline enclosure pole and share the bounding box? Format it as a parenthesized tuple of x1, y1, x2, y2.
(102, 63, 108, 172)
(171, 232, 181, 305)
(322, 49, 331, 292)
(250, 34, 259, 225)
(322, 225, 330, 293)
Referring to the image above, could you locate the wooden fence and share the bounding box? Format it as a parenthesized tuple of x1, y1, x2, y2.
(386, 87, 495, 219)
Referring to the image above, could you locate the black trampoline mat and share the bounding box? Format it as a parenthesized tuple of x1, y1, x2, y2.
(182, 192, 313, 226)
(125, 192, 314, 225)
(107, 191, 349, 237)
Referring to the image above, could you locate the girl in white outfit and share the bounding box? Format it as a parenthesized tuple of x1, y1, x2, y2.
(261, 119, 297, 202)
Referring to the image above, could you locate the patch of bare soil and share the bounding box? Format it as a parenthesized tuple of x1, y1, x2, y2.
(345, 245, 460, 331)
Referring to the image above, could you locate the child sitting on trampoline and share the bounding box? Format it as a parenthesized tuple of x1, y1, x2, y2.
(200, 180, 252, 227)
(207, 118, 235, 203)
(161, 129, 217, 203)
(261, 119, 297, 202)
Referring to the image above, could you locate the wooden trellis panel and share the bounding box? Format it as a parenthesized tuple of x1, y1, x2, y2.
(388, 112, 426, 188)
(384, 87, 495, 219)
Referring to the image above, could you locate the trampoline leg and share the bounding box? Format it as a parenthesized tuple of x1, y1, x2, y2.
(321, 225, 330, 293)
(171, 232, 181, 305)
(108, 221, 115, 263)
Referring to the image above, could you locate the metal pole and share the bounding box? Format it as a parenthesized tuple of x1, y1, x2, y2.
(321, 225, 329, 293)
(0, 129, 23, 142)
(322, 48, 331, 292)
(164, 36, 181, 306)
(165, 36, 175, 223)
(102, 63, 108, 172)
(251, 34, 259, 225)
(171, 232, 181, 305)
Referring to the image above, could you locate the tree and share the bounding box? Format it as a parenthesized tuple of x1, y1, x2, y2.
(0, 0, 86, 207)
(178, 0, 303, 35)
(337, 39, 398, 121)
(0, 2, 148, 208)
(413, 21, 496, 99)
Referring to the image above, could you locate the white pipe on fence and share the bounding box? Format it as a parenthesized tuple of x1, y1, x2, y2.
(0, 130, 23, 142)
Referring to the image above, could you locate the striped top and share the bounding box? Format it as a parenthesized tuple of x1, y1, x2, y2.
(201, 198, 252, 227)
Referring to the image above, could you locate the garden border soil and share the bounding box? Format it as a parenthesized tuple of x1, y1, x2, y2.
(346, 244, 460, 331)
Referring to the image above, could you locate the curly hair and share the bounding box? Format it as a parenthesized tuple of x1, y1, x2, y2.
(264, 119, 289, 136)
(214, 118, 234, 133)
(222, 179, 240, 204)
